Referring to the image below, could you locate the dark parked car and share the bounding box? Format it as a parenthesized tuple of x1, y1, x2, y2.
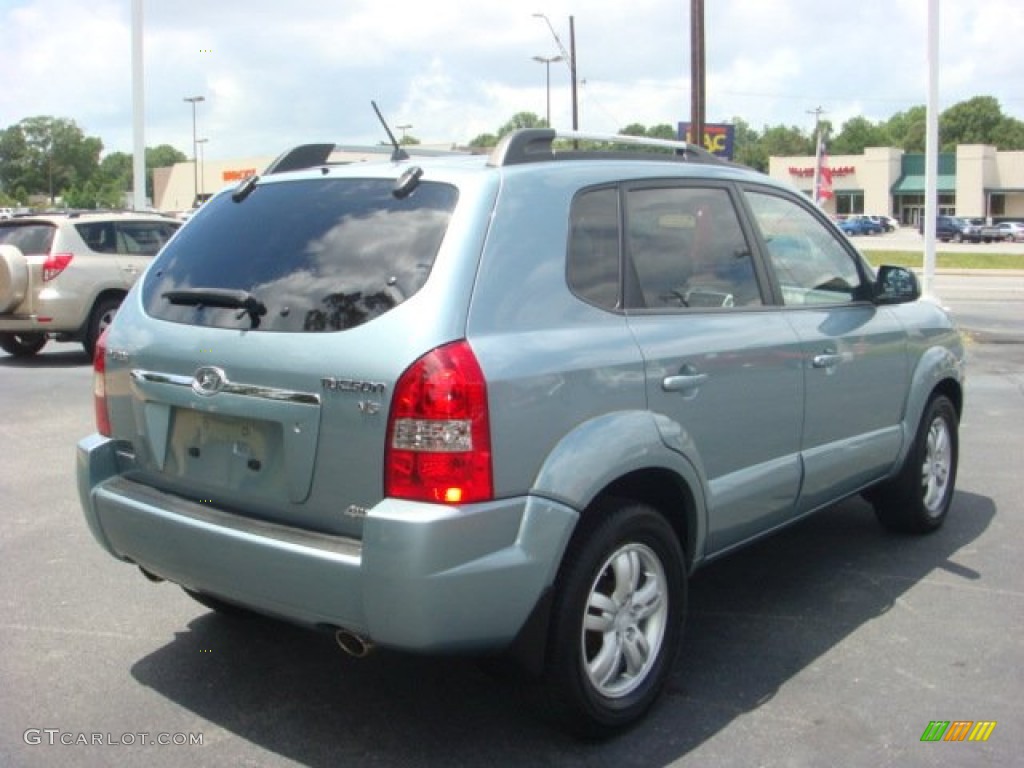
(77, 128, 965, 736)
(922, 215, 981, 243)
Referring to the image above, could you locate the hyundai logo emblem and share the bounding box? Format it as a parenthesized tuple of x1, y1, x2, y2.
(192, 366, 227, 396)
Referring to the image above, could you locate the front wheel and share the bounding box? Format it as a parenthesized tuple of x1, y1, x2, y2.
(868, 395, 958, 533)
(543, 500, 686, 736)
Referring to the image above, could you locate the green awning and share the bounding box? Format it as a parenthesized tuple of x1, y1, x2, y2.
(892, 174, 956, 194)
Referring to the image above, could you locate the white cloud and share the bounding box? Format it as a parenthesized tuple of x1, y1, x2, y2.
(1, 0, 1021, 159)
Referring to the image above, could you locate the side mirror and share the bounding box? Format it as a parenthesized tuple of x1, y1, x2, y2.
(874, 265, 920, 304)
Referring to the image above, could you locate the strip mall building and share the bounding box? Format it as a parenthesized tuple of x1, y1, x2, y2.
(769, 145, 1024, 225)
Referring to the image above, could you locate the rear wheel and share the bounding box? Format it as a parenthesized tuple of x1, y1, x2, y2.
(543, 500, 686, 736)
(868, 395, 958, 533)
(0, 332, 47, 357)
(83, 297, 121, 358)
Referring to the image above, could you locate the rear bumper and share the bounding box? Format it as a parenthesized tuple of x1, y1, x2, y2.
(76, 434, 577, 652)
(0, 292, 85, 333)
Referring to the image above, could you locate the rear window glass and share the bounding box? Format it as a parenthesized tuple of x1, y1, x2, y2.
(0, 223, 56, 255)
(142, 177, 457, 332)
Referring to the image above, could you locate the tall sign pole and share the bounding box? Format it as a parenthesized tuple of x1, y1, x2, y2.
(923, 0, 939, 296)
(689, 0, 705, 149)
(131, 0, 145, 210)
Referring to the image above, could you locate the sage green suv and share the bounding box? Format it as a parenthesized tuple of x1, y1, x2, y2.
(77, 129, 965, 735)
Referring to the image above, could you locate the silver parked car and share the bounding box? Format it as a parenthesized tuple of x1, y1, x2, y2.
(77, 129, 965, 735)
(0, 212, 180, 356)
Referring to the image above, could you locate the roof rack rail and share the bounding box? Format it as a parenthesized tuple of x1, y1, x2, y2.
(264, 144, 336, 175)
(263, 143, 473, 176)
(488, 128, 725, 167)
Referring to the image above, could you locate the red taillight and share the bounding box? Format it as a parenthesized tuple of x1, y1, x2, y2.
(43, 252, 73, 282)
(385, 340, 493, 504)
(93, 330, 111, 437)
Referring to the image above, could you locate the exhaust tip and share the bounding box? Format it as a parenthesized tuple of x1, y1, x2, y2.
(335, 629, 374, 658)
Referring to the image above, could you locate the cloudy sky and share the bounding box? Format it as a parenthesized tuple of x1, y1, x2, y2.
(2, 0, 1022, 161)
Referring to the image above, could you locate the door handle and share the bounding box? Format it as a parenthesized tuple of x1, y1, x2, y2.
(662, 370, 708, 394)
(812, 350, 842, 369)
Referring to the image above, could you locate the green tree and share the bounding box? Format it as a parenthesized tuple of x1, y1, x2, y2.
(496, 112, 545, 138)
(990, 117, 1024, 150)
(619, 123, 648, 137)
(939, 95, 1004, 150)
(646, 124, 677, 141)
(730, 117, 764, 170)
(144, 144, 186, 198)
(64, 179, 123, 210)
(95, 145, 187, 203)
(830, 116, 890, 154)
(98, 151, 132, 190)
(467, 132, 498, 148)
(884, 106, 927, 152)
(146, 144, 187, 169)
(0, 117, 103, 203)
(759, 125, 814, 160)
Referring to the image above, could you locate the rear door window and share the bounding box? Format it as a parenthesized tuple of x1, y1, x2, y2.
(625, 185, 763, 309)
(76, 221, 180, 256)
(142, 177, 458, 332)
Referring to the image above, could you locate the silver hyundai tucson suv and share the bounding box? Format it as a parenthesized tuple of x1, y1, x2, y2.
(77, 129, 965, 735)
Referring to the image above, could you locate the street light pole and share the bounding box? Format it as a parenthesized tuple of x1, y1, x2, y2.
(183, 95, 205, 207)
(533, 13, 578, 131)
(532, 55, 562, 126)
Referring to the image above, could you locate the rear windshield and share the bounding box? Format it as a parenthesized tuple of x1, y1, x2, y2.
(0, 223, 56, 254)
(142, 177, 458, 332)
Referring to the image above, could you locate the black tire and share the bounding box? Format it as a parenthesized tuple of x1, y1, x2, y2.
(543, 499, 686, 737)
(868, 395, 958, 534)
(0, 332, 47, 357)
(83, 297, 122, 358)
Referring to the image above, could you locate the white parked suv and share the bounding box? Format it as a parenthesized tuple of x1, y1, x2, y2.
(0, 212, 180, 357)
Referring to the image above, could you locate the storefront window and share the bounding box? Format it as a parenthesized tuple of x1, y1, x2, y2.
(835, 192, 864, 215)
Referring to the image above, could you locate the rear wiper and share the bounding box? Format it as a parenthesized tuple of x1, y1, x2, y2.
(163, 288, 268, 329)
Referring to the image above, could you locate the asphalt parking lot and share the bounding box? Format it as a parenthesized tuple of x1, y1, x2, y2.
(1, 271, 1022, 767)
